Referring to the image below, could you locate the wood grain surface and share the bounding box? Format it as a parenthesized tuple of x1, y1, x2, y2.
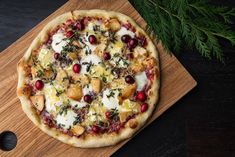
(0, 0, 196, 156)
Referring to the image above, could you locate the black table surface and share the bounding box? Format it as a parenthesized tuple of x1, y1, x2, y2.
(0, 0, 235, 156)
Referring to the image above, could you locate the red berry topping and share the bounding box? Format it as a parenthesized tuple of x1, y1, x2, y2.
(73, 63, 81, 73)
(126, 53, 134, 60)
(136, 91, 147, 102)
(103, 52, 111, 60)
(84, 94, 92, 103)
(121, 34, 131, 43)
(138, 36, 147, 47)
(35, 80, 44, 90)
(65, 31, 74, 38)
(140, 103, 149, 113)
(91, 125, 100, 133)
(54, 53, 60, 60)
(75, 20, 85, 31)
(105, 111, 111, 119)
(125, 75, 135, 84)
(128, 38, 138, 50)
(88, 35, 97, 45)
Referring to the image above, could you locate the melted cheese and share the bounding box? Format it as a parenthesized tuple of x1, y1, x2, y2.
(135, 71, 148, 91)
(90, 65, 113, 82)
(55, 109, 77, 129)
(51, 32, 68, 53)
(116, 27, 135, 38)
(69, 99, 87, 109)
(43, 83, 63, 113)
(38, 48, 54, 69)
(102, 89, 120, 110)
(80, 54, 102, 74)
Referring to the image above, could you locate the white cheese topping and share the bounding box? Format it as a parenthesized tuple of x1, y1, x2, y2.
(102, 89, 120, 110)
(55, 109, 77, 129)
(69, 99, 87, 109)
(51, 32, 68, 53)
(43, 83, 62, 113)
(82, 84, 93, 95)
(116, 27, 135, 38)
(80, 54, 102, 74)
(135, 71, 148, 91)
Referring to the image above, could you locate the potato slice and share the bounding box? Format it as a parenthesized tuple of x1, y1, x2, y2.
(72, 40, 81, 47)
(67, 84, 83, 101)
(71, 125, 85, 136)
(121, 83, 137, 100)
(109, 18, 121, 31)
(91, 78, 102, 93)
(119, 111, 133, 123)
(30, 95, 44, 111)
(68, 52, 78, 60)
(56, 69, 69, 88)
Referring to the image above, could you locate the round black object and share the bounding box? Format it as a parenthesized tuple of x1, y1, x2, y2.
(0, 131, 17, 151)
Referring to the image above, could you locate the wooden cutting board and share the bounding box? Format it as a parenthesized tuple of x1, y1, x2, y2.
(0, 0, 197, 156)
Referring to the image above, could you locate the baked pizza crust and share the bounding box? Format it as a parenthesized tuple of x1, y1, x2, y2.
(17, 9, 160, 148)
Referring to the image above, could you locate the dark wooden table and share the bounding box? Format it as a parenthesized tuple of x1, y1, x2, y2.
(0, 0, 235, 156)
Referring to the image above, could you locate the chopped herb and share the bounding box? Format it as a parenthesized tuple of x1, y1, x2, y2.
(107, 90, 115, 98)
(62, 76, 70, 82)
(93, 25, 101, 32)
(108, 30, 117, 43)
(55, 89, 64, 97)
(110, 108, 119, 121)
(82, 61, 93, 72)
(85, 46, 92, 55)
(61, 44, 79, 57)
(73, 116, 81, 125)
(59, 106, 68, 115)
(36, 70, 44, 77)
(100, 73, 107, 83)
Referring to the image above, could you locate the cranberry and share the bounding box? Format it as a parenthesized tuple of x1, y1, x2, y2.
(88, 35, 97, 45)
(54, 53, 60, 60)
(103, 52, 111, 60)
(127, 38, 138, 50)
(84, 94, 92, 103)
(141, 103, 149, 112)
(35, 80, 44, 90)
(136, 91, 147, 102)
(138, 36, 147, 47)
(75, 20, 85, 31)
(73, 63, 81, 73)
(126, 53, 134, 60)
(125, 75, 135, 84)
(105, 111, 111, 119)
(92, 125, 100, 133)
(65, 31, 74, 38)
(121, 34, 131, 43)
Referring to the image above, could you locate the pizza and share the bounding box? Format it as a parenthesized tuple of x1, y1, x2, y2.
(17, 10, 160, 147)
